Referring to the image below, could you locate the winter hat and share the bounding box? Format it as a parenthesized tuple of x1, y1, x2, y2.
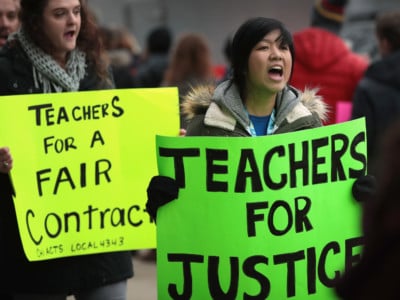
(311, 0, 348, 34)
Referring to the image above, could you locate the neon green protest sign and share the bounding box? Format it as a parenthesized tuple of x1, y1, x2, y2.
(155, 118, 366, 299)
(0, 88, 179, 261)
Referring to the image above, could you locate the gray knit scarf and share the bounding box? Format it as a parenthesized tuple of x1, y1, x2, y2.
(16, 29, 87, 92)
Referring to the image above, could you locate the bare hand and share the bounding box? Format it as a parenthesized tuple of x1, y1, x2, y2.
(0, 147, 13, 173)
(179, 129, 187, 137)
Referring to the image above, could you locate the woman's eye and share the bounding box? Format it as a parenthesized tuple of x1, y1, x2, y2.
(7, 12, 17, 20)
(54, 10, 65, 17)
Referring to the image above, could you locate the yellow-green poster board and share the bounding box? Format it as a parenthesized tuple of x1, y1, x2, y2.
(0, 88, 179, 261)
(155, 118, 366, 299)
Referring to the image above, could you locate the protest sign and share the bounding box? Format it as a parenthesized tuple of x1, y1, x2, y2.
(0, 87, 179, 261)
(156, 118, 366, 299)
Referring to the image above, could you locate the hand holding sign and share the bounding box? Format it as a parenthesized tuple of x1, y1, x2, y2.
(146, 175, 179, 222)
(0, 146, 13, 173)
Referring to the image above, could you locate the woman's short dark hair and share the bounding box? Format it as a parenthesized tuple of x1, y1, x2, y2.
(147, 26, 172, 54)
(230, 17, 295, 99)
(376, 11, 400, 53)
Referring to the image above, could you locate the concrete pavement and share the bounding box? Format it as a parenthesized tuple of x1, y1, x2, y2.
(66, 255, 157, 300)
(128, 256, 157, 300)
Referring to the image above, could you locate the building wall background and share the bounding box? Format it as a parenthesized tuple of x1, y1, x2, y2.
(88, 0, 315, 64)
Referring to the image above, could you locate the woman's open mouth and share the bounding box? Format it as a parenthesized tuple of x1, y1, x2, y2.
(268, 66, 284, 81)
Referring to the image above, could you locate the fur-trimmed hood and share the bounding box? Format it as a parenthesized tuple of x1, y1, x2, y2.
(182, 81, 328, 132)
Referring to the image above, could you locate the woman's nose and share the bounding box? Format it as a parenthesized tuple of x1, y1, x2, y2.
(67, 11, 78, 24)
(270, 49, 282, 60)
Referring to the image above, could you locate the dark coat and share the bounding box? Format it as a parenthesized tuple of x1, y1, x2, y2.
(335, 236, 400, 300)
(0, 42, 133, 294)
(351, 50, 400, 174)
(133, 54, 169, 88)
(0, 41, 110, 94)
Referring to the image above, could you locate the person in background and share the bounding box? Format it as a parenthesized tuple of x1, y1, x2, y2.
(99, 26, 141, 88)
(133, 25, 172, 88)
(351, 11, 400, 175)
(340, 0, 400, 62)
(162, 32, 216, 129)
(335, 119, 400, 299)
(146, 16, 328, 221)
(0, 0, 133, 299)
(290, 0, 368, 125)
(0, 0, 20, 48)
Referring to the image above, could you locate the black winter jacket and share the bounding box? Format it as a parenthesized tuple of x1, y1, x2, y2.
(0, 42, 133, 294)
(351, 50, 400, 174)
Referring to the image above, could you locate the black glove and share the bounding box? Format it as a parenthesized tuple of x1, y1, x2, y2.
(146, 175, 179, 222)
(352, 174, 376, 202)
